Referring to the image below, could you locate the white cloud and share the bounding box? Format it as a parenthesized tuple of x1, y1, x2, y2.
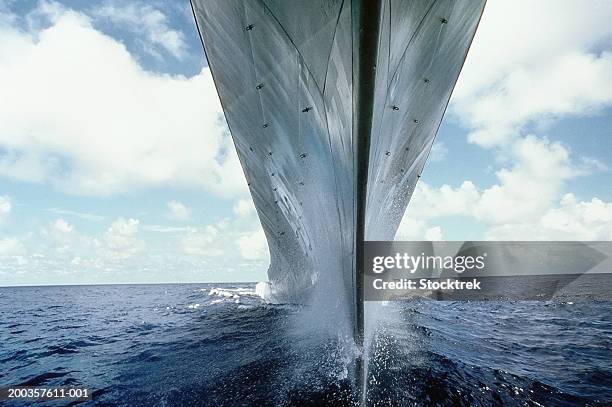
(0, 195, 11, 223)
(233, 198, 256, 217)
(429, 141, 448, 162)
(46, 207, 104, 221)
(142, 224, 190, 233)
(474, 136, 578, 224)
(52, 218, 74, 234)
(395, 217, 444, 241)
(40, 218, 92, 259)
(167, 200, 191, 221)
(400, 135, 611, 241)
(486, 193, 612, 240)
(395, 217, 428, 240)
(396, 1, 612, 242)
(23, 0, 67, 29)
(405, 181, 480, 220)
(0, 208, 269, 280)
(93, 2, 187, 59)
(232, 198, 268, 260)
(0, 5, 248, 197)
(453, 0, 612, 147)
(0, 237, 24, 256)
(401, 183, 612, 241)
(541, 194, 612, 239)
(176, 212, 268, 261)
(180, 225, 222, 256)
(399, 139, 612, 241)
(237, 229, 268, 261)
(424, 226, 443, 241)
(459, 53, 612, 147)
(104, 218, 145, 259)
(42, 217, 107, 260)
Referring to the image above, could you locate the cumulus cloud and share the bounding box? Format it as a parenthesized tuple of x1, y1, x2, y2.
(483, 194, 612, 240)
(538, 194, 612, 240)
(93, 1, 188, 60)
(396, 217, 427, 240)
(397, 0, 612, 241)
(179, 225, 222, 256)
(178, 216, 268, 262)
(52, 218, 74, 234)
(46, 207, 104, 222)
(232, 198, 268, 260)
(459, 53, 612, 147)
(167, 200, 192, 221)
(0, 195, 11, 223)
(103, 218, 145, 260)
(37, 216, 145, 264)
(474, 136, 579, 223)
(41, 218, 88, 256)
(0, 237, 24, 257)
(0, 4, 248, 197)
(405, 181, 480, 221)
(400, 139, 612, 240)
(429, 141, 448, 162)
(453, 0, 612, 147)
(237, 229, 268, 261)
(424, 226, 443, 241)
(233, 198, 256, 217)
(2, 210, 267, 279)
(401, 187, 612, 241)
(396, 217, 444, 241)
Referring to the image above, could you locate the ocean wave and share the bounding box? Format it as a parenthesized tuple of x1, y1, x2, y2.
(0, 284, 609, 406)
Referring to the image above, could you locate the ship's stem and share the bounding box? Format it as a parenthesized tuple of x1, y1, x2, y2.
(353, 0, 383, 402)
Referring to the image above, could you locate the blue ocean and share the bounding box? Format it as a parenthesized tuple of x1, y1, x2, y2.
(0, 283, 610, 406)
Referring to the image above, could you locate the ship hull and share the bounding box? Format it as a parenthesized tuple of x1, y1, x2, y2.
(191, 0, 486, 338)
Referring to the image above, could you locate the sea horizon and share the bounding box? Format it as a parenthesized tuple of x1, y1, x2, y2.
(0, 281, 259, 289)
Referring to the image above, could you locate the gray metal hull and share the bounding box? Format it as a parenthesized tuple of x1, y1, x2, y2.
(191, 0, 485, 332)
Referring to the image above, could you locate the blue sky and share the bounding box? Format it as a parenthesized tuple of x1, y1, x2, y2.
(0, 0, 611, 286)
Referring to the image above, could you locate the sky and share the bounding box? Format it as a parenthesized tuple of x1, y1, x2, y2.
(0, 0, 611, 286)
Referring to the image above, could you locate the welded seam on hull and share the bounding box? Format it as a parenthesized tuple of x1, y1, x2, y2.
(257, 0, 326, 99)
(383, 0, 438, 98)
(369, 0, 438, 188)
(239, 1, 287, 265)
(320, 0, 351, 317)
(386, 0, 392, 89)
(250, 0, 354, 310)
(201, 0, 354, 304)
(322, 0, 346, 95)
(190, 1, 291, 292)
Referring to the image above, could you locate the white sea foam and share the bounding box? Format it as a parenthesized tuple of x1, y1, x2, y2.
(208, 287, 259, 300)
(255, 282, 272, 301)
(209, 288, 238, 299)
(198, 286, 264, 307)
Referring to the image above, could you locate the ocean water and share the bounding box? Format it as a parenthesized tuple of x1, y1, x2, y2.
(0, 283, 610, 406)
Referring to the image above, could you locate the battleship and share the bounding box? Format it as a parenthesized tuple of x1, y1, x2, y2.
(190, 0, 486, 345)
